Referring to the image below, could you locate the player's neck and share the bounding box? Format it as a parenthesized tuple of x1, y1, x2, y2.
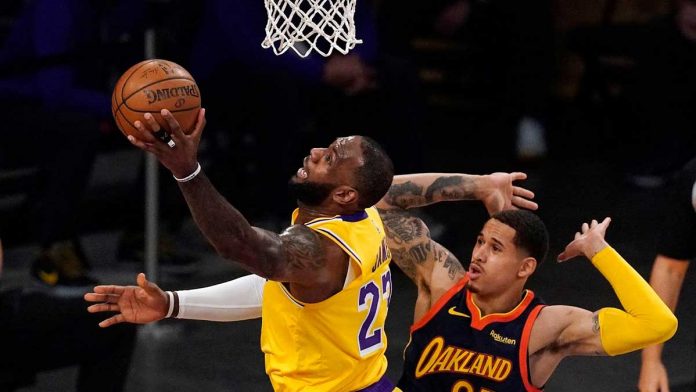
(295, 205, 339, 223)
(471, 285, 526, 316)
(295, 202, 360, 224)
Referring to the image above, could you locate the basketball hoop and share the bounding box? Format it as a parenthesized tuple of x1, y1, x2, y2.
(262, 0, 362, 58)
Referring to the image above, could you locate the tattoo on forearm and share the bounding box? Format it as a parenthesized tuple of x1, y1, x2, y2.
(424, 176, 474, 203)
(384, 181, 426, 209)
(384, 176, 477, 210)
(592, 314, 600, 333)
(280, 227, 325, 272)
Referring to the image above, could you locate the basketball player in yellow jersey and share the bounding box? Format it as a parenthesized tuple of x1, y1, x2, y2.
(87, 109, 398, 391)
(262, 206, 393, 391)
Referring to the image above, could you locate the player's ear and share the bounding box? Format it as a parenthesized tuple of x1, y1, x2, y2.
(518, 257, 537, 278)
(333, 186, 357, 205)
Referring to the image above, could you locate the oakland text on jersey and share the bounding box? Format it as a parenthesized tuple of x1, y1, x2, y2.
(415, 337, 513, 381)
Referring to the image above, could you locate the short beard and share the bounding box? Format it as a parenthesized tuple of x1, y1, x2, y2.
(288, 179, 335, 206)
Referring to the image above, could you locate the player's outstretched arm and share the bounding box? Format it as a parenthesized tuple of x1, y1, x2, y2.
(166, 274, 265, 322)
(533, 218, 677, 359)
(375, 172, 537, 215)
(84, 273, 168, 328)
(128, 109, 330, 283)
(375, 171, 534, 295)
(85, 273, 266, 327)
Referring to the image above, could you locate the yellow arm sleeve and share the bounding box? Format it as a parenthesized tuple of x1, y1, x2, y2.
(593, 246, 678, 356)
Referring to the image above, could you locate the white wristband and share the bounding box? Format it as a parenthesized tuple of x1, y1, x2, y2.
(165, 291, 176, 318)
(173, 162, 201, 183)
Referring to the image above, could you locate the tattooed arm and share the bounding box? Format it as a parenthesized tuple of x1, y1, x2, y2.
(526, 219, 677, 387)
(379, 208, 465, 319)
(176, 171, 346, 290)
(375, 172, 537, 215)
(375, 171, 536, 303)
(378, 209, 432, 283)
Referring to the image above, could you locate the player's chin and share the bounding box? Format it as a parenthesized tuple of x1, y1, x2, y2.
(464, 280, 480, 293)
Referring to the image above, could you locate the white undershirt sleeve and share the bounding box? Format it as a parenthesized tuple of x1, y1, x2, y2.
(173, 274, 265, 322)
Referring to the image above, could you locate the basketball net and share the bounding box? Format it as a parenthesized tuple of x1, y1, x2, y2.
(262, 0, 362, 58)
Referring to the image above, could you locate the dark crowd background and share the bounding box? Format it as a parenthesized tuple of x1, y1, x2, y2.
(0, 0, 695, 391)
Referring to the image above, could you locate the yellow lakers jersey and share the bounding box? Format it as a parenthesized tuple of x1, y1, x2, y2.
(261, 206, 393, 391)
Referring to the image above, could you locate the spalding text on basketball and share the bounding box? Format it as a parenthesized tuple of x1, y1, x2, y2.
(143, 84, 200, 105)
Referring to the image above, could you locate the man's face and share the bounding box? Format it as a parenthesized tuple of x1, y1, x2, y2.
(466, 219, 525, 295)
(288, 136, 364, 206)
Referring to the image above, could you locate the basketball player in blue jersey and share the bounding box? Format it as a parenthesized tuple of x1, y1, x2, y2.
(373, 179, 678, 391)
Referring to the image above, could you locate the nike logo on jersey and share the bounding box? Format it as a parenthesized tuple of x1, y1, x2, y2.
(448, 306, 470, 318)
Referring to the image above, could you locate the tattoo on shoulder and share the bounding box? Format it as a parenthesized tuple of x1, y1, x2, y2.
(280, 226, 325, 272)
(592, 313, 600, 333)
(384, 181, 425, 209)
(378, 209, 428, 244)
(377, 208, 432, 282)
(424, 176, 471, 202)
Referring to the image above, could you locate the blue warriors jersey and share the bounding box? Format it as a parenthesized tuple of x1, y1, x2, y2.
(399, 277, 546, 392)
(261, 207, 394, 391)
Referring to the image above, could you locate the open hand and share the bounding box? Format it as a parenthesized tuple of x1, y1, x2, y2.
(479, 172, 538, 215)
(558, 218, 611, 262)
(84, 273, 168, 328)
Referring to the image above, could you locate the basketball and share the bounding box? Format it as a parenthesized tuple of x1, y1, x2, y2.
(111, 59, 201, 139)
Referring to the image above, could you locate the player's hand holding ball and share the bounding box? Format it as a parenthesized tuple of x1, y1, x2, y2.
(111, 59, 205, 179)
(132, 108, 206, 180)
